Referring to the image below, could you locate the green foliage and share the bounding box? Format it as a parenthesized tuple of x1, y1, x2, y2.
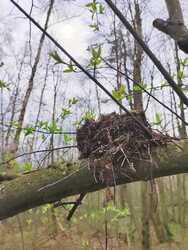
(82, 239, 94, 250)
(82, 110, 96, 121)
(133, 81, 147, 92)
(86, 1, 105, 17)
(179, 57, 188, 67)
(37, 120, 62, 134)
(112, 84, 131, 102)
(49, 51, 76, 72)
(24, 126, 36, 136)
(86, 1, 97, 14)
(37, 120, 49, 130)
(61, 108, 72, 120)
(75, 110, 96, 128)
(174, 56, 188, 83)
(61, 97, 78, 120)
(49, 51, 64, 64)
(105, 204, 130, 221)
(63, 61, 76, 73)
(176, 70, 184, 82)
(182, 86, 188, 92)
(64, 134, 73, 143)
(89, 46, 102, 67)
(99, 3, 105, 14)
(41, 204, 52, 214)
(22, 162, 32, 172)
(23, 97, 79, 138)
(88, 23, 99, 31)
(0, 80, 9, 90)
(48, 121, 62, 133)
(79, 203, 129, 225)
(152, 112, 162, 126)
(68, 97, 78, 106)
(86, 0, 105, 31)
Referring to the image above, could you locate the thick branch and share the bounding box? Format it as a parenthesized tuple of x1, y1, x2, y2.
(153, 0, 188, 53)
(165, 0, 184, 22)
(0, 140, 188, 220)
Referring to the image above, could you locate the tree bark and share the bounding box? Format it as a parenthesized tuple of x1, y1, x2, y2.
(153, 0, 188, 53)
(0, 140, 188, 220)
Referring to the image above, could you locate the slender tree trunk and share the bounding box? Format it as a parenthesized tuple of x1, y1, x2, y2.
(130, 3, 151, 249)
(28, 58, 50, 162)
(133, 2, 143, 112)
(14, 0, 55, 145)
(174, 42, 187, 227)
(141, 182, 150, 250)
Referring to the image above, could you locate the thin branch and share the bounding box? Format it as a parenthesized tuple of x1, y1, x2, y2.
(10, 0, 153, 139)
(104, 0, 188, 107)
(102, 58, 188, 127)
(0, 145, 77, 165)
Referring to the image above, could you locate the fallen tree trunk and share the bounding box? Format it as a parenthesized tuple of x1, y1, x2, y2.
(0, 139, 188, 220)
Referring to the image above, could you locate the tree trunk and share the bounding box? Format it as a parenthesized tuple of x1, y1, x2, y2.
(0, 140, 188, 220)
(14, 0, 55, 144)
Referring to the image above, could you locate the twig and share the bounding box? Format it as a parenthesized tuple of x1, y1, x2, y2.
(0, 145, 77, 165)
(67, 193, 86, 221)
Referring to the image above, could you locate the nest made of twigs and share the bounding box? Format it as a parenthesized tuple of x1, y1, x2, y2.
(76, 112, 171, 184)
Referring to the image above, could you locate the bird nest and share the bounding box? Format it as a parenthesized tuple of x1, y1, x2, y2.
(76, 112, 171, 185)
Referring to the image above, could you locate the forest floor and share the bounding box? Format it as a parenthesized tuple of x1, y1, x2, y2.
(0, 207, 188, 250)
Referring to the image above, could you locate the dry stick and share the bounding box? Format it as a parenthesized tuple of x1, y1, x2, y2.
(66, 193, 86, 221)
(10, 0, 153, 139)
(104, 0, 188, 107)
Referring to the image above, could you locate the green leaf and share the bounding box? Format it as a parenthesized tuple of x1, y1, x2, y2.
(133, 81, 147, 92)
(63, 64, 76, 73)
(41, 204, 52, 214)
(89, 46, 102, 66)
(86, 1, 97, 13)
(182, 86, 188, 92)
(83, 110, 96, 121)
(64, 134, 73, 143)
(153, 112, 162, 125)
(112, 84, 128, 101)
(48, 121, 61, 133)
(176, 70, 184, 81)
(24, 127, 36, 136)
(23, 162, 32, 172)
(99, 4, 105, 14)
(68, 97, 78, 106)
(61, 108, 72, 120)
(89, 23, 99, 31)
(49, 51, 64, 64)
(179, 57, 188, 66)
(90, 57, 101, 66)
(37, 121, 49, 130)
(0, 80, 9, 90)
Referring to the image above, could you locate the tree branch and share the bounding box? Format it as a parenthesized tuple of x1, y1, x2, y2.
(153, 0, 188, 53)
(0, 140, 188, 220)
